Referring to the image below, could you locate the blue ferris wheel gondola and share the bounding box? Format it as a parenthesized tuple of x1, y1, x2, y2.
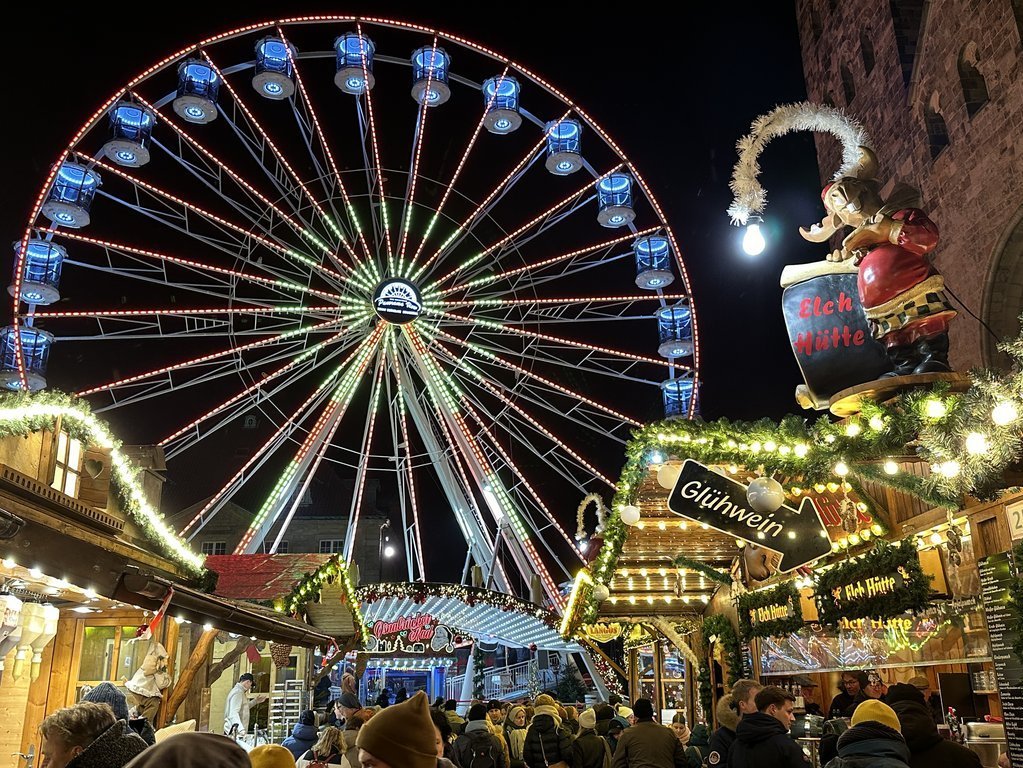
(544, 119, 583, 175)
(655, 303, 694, 358)
(41, 162, 101, 228)
(661, 375, 694, 419)
(334, 33, 376, 94)
(9, 240, 66, 305)
(0, 326, 54, 392)
(173, 60, 221, 124)
(253, 37, 297, 100)
(596, 173, 635, 228)
(634, 235, 674, 290)
(411, 46, 451, 106)
(482, 75, 522, 134)
(102, 102, 156, 167)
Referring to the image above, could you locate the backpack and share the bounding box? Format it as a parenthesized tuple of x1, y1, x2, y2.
(305, 751, 329, 768)
(467, 730, 497, 768)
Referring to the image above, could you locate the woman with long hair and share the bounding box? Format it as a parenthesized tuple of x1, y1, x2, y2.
(296, 725, 344, 768)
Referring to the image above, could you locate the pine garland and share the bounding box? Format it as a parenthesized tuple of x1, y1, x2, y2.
(736, 581, 804, 640)
(701, 614, 743, 687)
(472, 644, 486, 699)
(672, 556, 732, 585)
(813, 539, 932, 625)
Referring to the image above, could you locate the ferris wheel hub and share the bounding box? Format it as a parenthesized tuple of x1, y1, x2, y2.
(373, 278, 423, 325)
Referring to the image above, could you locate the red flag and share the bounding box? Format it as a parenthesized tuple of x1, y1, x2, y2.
(245, 644, 262, 664)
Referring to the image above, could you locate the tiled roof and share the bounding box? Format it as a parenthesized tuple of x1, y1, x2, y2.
(206, 553, 332, 601)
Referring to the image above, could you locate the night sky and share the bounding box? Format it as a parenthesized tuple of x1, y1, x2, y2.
(2, 5, 833, 581)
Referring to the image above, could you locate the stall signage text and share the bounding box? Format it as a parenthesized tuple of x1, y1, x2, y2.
(749, 602, 793, 626)
(833, 571, 904, 608)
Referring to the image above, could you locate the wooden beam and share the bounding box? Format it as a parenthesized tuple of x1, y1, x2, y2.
(208, 637, 263, 687)
(310, 635, 360, 686)
(160, 628, 216, 728)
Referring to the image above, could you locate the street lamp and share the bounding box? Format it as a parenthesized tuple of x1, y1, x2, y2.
(742, 216, 766, 256)
(379, 521, 395, 560)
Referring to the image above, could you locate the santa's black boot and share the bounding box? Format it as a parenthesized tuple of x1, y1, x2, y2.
(912, 333, 952, 374)
(880, 344, 918, 378)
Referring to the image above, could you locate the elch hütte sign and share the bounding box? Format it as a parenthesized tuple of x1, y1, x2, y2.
(667, 459, 832, 571)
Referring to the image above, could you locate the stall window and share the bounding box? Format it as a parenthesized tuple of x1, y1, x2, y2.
(201, 541, 227, 556)
(319, 539, 343, 554)
(76, 623, 143, 701)
(52, 430, 84, 497)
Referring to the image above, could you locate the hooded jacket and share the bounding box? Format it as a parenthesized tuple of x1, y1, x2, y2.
(522, 714, 573, 768)
(124, 732, 249, 768)
(727, 712, 809, 768)
(611, 719, 687, 768)
(890, 701, 982, 768)
(454, 719, 509, 768)
(824, 721, 911, 768)
(573, 729, 610, 768)
(68, 720, 149, 768)
(708, 696, 740, 766)
(282, 722, 319, 759)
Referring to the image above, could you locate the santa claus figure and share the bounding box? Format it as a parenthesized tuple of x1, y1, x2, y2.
(800, 147, 956, 376)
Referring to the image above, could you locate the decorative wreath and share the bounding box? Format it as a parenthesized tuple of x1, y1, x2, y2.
(576, 493, 607, 541)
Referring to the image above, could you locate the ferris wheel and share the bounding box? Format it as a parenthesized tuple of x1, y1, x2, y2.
(5, 17, 700, 607)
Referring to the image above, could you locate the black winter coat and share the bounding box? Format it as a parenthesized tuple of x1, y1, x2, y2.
(707, 726, 735, 766)
(728, 713, 809, 768)
(891, 701, 982, 768)
(68, 721, 148, 768)
(572, 731, 608, 768)
(823, 722, 911, 768)
(523, 715, 574, 768)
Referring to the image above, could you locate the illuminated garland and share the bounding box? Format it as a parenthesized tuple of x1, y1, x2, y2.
(813, 539, 932, 625)
(590, 652, 625, 697)
(672, 556, 732, 586)
(277, 554, 367, 642)
(701, 614, 743, 687)
(736, 581, 803, 640)
(0, 391, 204, 575)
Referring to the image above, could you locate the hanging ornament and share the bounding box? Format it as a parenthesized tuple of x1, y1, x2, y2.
(656, 463, 682, 490)
(269, 642, 292, 669)
(838, 495, 859, 534)
(945, 513, 964, 567)
(746, 476, 785, 513)
(592, 583, 610, 602)
(620, 505, 641, 526)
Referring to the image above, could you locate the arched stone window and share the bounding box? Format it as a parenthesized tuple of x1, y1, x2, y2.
(983, 204, 1023, 367)
(860, 30, 876, 75)
(841, 64, 856, 103)
(924, 91, 950, 159)
(958, 42, 990, 117)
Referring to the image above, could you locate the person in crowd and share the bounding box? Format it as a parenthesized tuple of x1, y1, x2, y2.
(670, 713, 691, 746)
(504, 705, 528, 768)
(122, 732, 249, 768)
(608, 695, 623, 711)
(430, 709, 460, 766)
(433, 697, 447, 711)
(614, 707, 635, 728)
(829, 671, 868, 718)
(488, 700, 506, 727)
(865, 672, 888, 701)
(708, 694, 740, 766)
(684, 724, 711, 768)
(339, 710, 376, 767)
(886, 683, 980, 768)
(728, 685, 809, 768)
(250, 743, 297, 768)
(606, 719, 626, 755)
(823, 699, 910, 768)
(82, 682, 156, 746)
(296, 725, 345, 768)
(731, 679, 763, 719)
(906, 675, 943, 724)
(454, 703, 508, 768)
(282, 710, 319, 759)
(484, 700, 512, 767)
(562, 705, 579, 736)
(326, 699, 343, 728)
(610, 698, 685, 768)
(394, 688, 408, 705)
(40, 701, 148, 768)
(224, 672, 268, 737)
(522, 694, 573, 768)
(444, 699, 466, 734)
(376, 688, 391, 709)
(356, 690, 457, 768)
(573, 709, 611, 768)
(792, 676, 823, 717)
(593, 703, 615, 738)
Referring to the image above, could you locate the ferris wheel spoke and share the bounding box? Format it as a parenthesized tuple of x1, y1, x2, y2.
(424, 163, 622, 293)
(180, 325, 383, 538)
(420, 324, 641, 427)
(404, 67, 511, 271)
(86, 156, 364, 294)
(355, 21, 393, 271)
(160, 330, 359, 456)
(276, 31, 379, 275)
(409, 120, 555, 284)
(76, 316, 347, 398)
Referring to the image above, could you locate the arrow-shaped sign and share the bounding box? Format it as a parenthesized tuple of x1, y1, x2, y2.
(667, 459, 832, 572)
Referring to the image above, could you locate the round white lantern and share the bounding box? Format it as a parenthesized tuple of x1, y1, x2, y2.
(620, 505, 641, 526)
(746, 476, 785, 513)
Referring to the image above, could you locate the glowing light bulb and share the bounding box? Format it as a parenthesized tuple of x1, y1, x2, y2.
(742, 221, 766, 256)
(834, 462, 849, 477)
(883, 460, 899, 475)
(845, 422, 862, 437)
(860, 528, 872, 540)
(929, 531, 943, 545)
(924, 398, 947, 419)
(1, 558, 13, 569)
(940, 460, 961, 478)
(849, 533, 861, 546)
(966, 432, 988, 455)
(764, 440, 777, 452)
(203, 623, 214, 632)
(992, 401, 1019, 426)
(383, 545, 396, 557)
(871, 523, 885, 536)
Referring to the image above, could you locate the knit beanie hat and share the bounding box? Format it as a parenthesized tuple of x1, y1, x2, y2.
(578, 709, 596, 730)
(885, 683, 925, 706)
(299, 710, 316, 726)
(356, 690, 438, 768)
(507, 706, 525, 724)
(84, 682, 129, 721)
(468, 703, 488, 721)
(534, 694, 556, 708)
(249, 744, 297, 768)
(851, 699, 901, 733)
(594, 703, 614, 721)
(339, 692, 362, 709)
(633, 699, 654, 720)
(124, 732, 247, 768)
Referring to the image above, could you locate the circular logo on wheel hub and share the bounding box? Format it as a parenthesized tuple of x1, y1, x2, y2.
(373, 278, 423, 324)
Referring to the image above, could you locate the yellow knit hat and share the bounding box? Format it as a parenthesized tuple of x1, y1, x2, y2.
(249, 744, 297, 768)
(851, 699, 901, 733)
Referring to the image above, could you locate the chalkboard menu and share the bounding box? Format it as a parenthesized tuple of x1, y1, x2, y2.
(781, 269, 891, 406)
(978, 551, 1023, 764)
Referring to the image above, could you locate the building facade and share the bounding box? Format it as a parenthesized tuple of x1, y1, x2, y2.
(796, 0, 1023, 369)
